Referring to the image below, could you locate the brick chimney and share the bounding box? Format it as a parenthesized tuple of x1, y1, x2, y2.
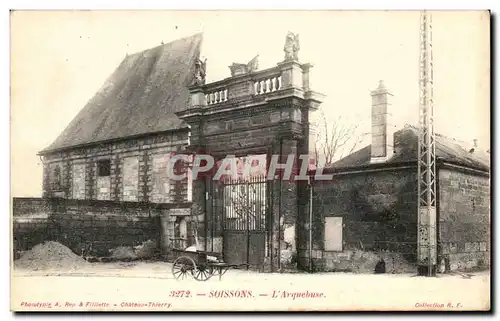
(370, 80, 395, 163)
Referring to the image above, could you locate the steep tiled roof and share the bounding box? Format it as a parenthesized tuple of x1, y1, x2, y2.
(330, 125, 490, 172)
(40, 33, 203, 154)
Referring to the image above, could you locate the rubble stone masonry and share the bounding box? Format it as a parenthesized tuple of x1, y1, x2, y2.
(438, 167, 490, 271)
(298, 164, 490, 273)
(301, 166, 419, 272)
(12, 197, 192, 259)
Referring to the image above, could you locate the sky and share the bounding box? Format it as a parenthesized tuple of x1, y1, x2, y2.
(10, 10, 490, 197)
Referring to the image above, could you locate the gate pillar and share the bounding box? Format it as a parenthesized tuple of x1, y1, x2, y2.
(269, 138, 300, 271)
(204, 176, 224, 254)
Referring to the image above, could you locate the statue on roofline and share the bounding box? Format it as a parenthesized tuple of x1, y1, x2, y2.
(246, 55, 259, 73)
(228, 55, 260, 77)
(284, 32, 300, 61)
(192, 58, 207, 86)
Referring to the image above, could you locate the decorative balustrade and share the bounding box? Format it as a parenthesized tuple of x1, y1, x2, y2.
(205, 88, 228, 105)
(201, 68, 284, 106)
(254, 75, 282, 95)
(187, 61, 320, 113)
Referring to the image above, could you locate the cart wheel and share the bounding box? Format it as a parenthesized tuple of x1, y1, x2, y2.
(172, 256, 196, 280)
(193, 264, 214, 281)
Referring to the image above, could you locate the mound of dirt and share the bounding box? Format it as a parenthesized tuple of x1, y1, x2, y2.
(14, 241, 89, 271)
(110, 246, 138, 260)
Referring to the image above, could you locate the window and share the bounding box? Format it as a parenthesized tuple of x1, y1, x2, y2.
(324, 217, 343, 251)
(97, 159, 111, 177)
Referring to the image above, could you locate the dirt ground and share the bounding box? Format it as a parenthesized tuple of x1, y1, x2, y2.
(11, 261, 491, 311)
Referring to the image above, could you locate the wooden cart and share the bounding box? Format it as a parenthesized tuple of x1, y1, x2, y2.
(170, 247, 248, 281)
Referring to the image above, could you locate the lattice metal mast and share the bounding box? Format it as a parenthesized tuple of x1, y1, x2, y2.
(417, 10, 437, 276)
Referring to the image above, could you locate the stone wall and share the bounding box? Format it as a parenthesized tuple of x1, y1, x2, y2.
(297, 164, 491, 273)
(300, 166, 419, 272)
(12, 197, 51, 216)
(72, 163, 86, 199)
(122, 156, 139, 201)
(96, 176, 111, 200)
(51, 210, 161, 257)
(41, 130, 190, 204)
(12, 197, 193, 259)
(12, 198, 53, 259)
(150, 153, 171, 203)
(13, 217, 53, 259)
(438, 166, 490, 271)
(11, 198, 50, 259)
(52, 199, 195, 258)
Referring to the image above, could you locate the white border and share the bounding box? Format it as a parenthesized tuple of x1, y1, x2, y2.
(2, 1, 498, 320)
(3, 0, 500, 9)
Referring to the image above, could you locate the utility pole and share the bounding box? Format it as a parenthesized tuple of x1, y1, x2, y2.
(417, 10, 437, 276)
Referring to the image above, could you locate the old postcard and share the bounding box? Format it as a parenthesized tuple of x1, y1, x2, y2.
(10, 10, 491, 312)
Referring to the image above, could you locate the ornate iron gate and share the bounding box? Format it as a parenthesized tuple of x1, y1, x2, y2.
(213, 175, 268, 268)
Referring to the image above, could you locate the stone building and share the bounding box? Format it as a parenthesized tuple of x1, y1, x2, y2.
(38, 34, 205, 256)
(301, 81, 490, 273)
(38, 32, 324, 270)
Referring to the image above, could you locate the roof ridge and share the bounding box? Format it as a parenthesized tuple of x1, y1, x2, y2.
(402, 123, 471, 145)
(127, 32, 203, 58)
